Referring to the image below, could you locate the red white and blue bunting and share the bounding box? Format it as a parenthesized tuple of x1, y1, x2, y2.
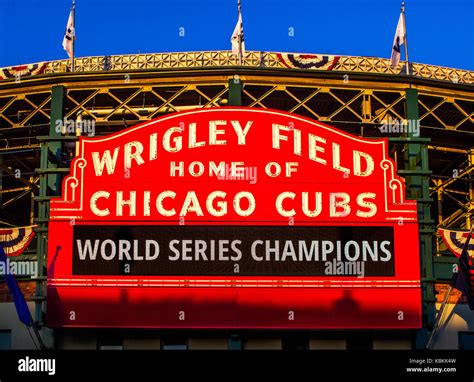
(439, 228, 474, 259)
(0, 62, 47, 80)
(439, 228, 474, 305)
(0, 226, 36, 256)
(277, 53, 340, 70)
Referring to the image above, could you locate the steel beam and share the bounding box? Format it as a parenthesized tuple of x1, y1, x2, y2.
(404, 88, 435, 349)
(35, 85, 64, 328)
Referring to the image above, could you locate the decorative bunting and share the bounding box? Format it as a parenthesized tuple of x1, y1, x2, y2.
(0, 226, 36, 256)
(439, 228, 474, 258)
(0, 62, 47, 80)
(439, 228, 474, 307)
(277, 53, 340, 70)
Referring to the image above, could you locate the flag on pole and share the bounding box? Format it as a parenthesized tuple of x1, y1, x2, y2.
(62, 4, 75, 59)
(439, 228, 474, 309)
(390, 12, 405, 68)
(0, 244, 32, 326)
(231, 0, 245, 62)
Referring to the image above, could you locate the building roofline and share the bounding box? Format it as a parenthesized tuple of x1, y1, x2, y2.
(0, 51, 472, 86)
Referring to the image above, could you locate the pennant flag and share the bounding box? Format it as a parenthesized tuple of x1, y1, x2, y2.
(439, 228, 474, 309)
(277, 53, 340, 71)
(62, 6, 75, 59)
(231, 0, 245, 59)
(390, 13, 405, 68)
(0, 226, 35, 257)
(0, 62, 47, 80)
(0, 245, 32, 325)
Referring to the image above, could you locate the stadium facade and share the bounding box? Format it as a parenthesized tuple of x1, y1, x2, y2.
(0, 51, 473, 350)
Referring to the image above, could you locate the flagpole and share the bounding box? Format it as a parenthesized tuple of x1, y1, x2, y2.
(27, 308, 47, 349)
(426, 285, 452, 349)
(426, 226, 474, 349)
(401, 2, 410, 75)
(238, 0, 242, 65)
(71, 0, 76, 72)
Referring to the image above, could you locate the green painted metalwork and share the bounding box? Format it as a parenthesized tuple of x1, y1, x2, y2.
(228, 77, 242, 106)
(34, 86, 64, 326)
(404, 88, 436, 349)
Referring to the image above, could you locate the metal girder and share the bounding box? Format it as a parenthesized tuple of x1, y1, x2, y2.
(437, 208, 466, 229)
(65, 89, 100, 120)
(60, 84, 229, 123)
(0, 163, 39, 189)
(432, 148, 472, 259)
(0, 185, 32, 194)
(431, 165, 473, 193)
(428, 145, 468, 154)
(0, 176, 38, 208)
(418, 92, 474, 131)
(0, 66, 471, 134)
(326, 90, 364, 121)
(240, 81, 412, 125)
(370, 92, 405, 122)
(403, 88, 435, 349)
(442, 191, 470, 211)
(0, 91, 51, 129)
(243, 85, 278, 108)
(1, 188, 32, 208)
(147, 86, 191, 118)
(286, 88, 322, 116)
(429, 187, 468, 196)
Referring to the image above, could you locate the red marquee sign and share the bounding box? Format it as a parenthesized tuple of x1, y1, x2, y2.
(47, 107, 421, 328)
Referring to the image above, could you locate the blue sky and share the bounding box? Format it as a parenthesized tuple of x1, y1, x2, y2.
(0, 0, 472, 70)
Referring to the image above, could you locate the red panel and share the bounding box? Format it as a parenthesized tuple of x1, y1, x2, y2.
(46, 286, 420, 328)
(47, 107, 421, 329)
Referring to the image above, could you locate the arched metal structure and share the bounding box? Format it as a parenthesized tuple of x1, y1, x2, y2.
(0, 51, 472, 348)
